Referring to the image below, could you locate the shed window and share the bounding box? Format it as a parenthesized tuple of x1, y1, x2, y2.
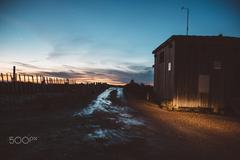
(213, 61, 222, 70)
(168, 62, 172, 71)
(159, 52, 164, 63)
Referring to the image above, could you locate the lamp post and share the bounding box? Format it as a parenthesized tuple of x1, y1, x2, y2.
(181, 7, 189, 35)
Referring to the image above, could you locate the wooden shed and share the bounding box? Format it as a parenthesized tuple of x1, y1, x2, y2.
(152, 35, 240, 113)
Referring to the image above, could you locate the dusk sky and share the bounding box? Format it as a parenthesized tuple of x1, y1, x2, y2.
(0, 0, 239, 85)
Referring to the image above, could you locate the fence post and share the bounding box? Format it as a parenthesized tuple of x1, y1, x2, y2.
(12, 66, 16, 82)
(6, 73, 9, 82)
(41, 76, 45, 84)
(27, 75, 29, 82)
(36, 75, 38, 84)
(0, 73, 3, 82)
(18, 74, 21, 82)
(10, 74, 13, 82)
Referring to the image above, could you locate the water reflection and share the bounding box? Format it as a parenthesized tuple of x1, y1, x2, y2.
(73, 87, 145, 145)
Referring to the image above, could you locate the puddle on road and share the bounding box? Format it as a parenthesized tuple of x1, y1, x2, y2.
(73, 87, 145, 145)
(117, 117, 145, 126)
(87, 128, 144, 145)
(87, 129, 128, 144)
(73, 88, 115, 117)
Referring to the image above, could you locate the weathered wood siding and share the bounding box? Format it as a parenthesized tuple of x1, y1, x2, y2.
(153, 36, 240, 112)
(153, 41, 175, 101)
(173, 37, 201, 108)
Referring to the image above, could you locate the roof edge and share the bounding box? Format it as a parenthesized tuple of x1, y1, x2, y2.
(152, 35, 240, 54)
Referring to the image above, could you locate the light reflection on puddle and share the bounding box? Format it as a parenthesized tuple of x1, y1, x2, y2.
(73, 87, 145, 145)
(73, 88, 115, 117)
(117, 117, 145, 126)
(87, 128, 143, 145)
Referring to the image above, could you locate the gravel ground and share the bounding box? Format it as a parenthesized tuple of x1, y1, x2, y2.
(127, 100, 240, 160)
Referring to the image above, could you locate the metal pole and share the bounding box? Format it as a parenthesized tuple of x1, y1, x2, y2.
(181, 7, 189, 35)
(187, 8, 189, 35)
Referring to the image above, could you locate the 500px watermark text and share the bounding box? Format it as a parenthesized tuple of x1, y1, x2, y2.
(9, 136, 38, 144)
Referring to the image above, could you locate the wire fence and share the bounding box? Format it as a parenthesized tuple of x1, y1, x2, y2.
(0, 67, 110, 111)
(0, 72, 76, 84)
(0, 71, 109, 95)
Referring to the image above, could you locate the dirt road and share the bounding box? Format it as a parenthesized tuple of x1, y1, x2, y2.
(127, 99, 240, 160)
(1, 87, 240, 160)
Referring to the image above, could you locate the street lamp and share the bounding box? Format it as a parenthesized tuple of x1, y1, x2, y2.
(181, 6, 189, 35)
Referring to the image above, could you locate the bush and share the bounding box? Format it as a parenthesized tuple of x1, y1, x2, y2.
(123, 80, 155, 101)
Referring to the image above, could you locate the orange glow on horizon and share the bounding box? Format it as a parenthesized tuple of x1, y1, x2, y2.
(0, 68, 127, 86)
(74, 77, 126, 86)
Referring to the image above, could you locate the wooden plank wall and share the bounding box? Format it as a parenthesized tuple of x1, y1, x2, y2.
(153, 42, 175, 101)
(154, 36, 240, 112)
(173, 38, 201, 108)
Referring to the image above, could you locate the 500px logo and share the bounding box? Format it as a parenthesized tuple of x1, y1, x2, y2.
(9, 136, 39, 144)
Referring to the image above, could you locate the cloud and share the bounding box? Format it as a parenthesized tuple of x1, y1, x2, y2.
(12, 61, 44, 70)
(124, 64, 152, 73)
(84, 65, 153, 85)
(63, 63, 153, 84)
(107, 68, 153, 84)
(45, 35, 144, 63)
(47, 52, 65, 59)
(38, 70, 84, 78)
(46, 36, 95, 60)
(11, 61, 153, 85)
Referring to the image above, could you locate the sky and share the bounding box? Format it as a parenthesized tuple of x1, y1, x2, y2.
(0, 0, 239, 85)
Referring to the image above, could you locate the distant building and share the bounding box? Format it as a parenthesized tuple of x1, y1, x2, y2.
(152, 35, 240, 113)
